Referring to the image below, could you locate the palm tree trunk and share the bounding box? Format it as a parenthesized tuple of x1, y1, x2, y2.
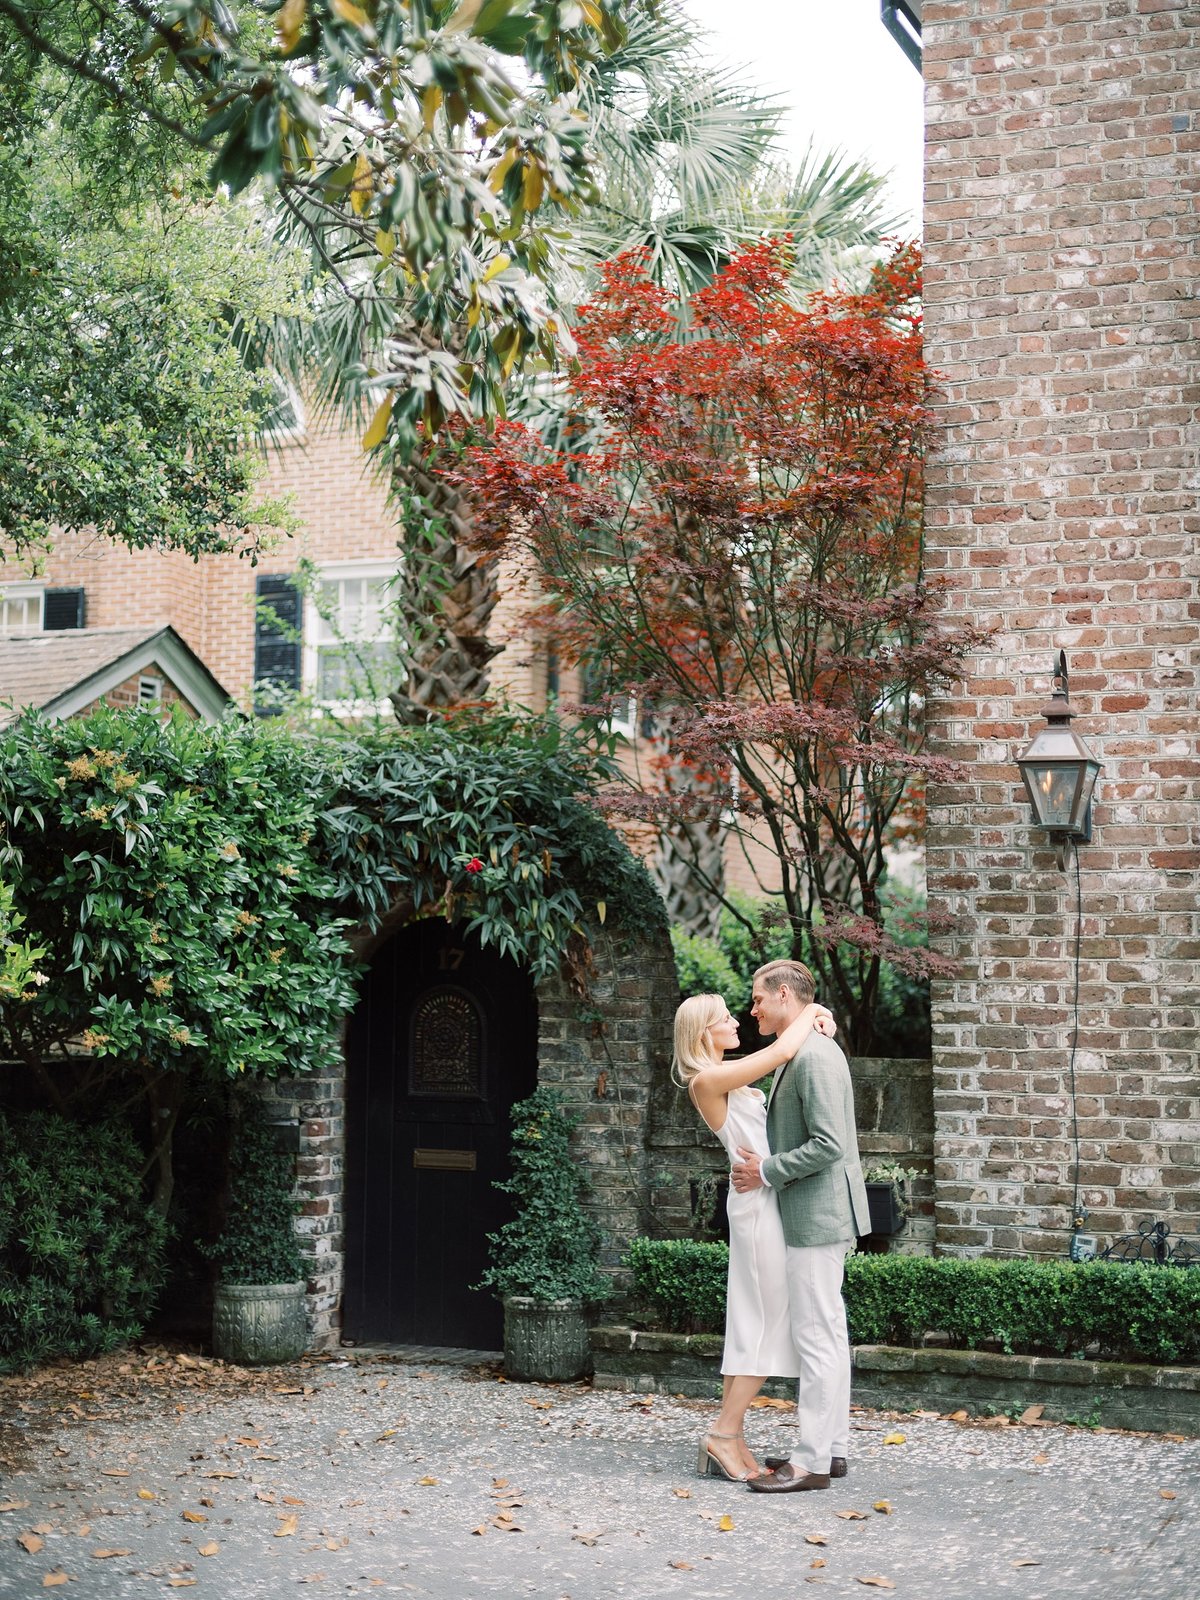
(651, 816, 726, 938)
(388, 458, 503, 723)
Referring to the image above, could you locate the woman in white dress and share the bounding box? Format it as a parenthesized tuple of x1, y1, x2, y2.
(673, 992, 836, 1482)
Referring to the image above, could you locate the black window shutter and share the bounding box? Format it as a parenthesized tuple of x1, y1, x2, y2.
(254, 574, 302, 713)
(43, 588, 86, 630)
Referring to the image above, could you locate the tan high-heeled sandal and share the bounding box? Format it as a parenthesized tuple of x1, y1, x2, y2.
(697, 1428, 756, 1481)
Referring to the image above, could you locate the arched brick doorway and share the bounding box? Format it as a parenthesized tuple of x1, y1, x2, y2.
(343, 918, 537, 1348)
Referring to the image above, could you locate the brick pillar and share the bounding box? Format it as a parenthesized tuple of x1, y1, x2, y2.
(923, 1, 1200, 1256)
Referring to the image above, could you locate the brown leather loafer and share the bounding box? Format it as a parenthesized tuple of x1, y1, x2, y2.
(764, 1455, 847, 1477)
(746, 1464, 830, 1493)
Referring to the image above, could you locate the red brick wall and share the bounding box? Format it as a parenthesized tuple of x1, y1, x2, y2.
(923, 1, 1200, 1256)
(90, 671, 199, 718)
(0, 414, 398, 706)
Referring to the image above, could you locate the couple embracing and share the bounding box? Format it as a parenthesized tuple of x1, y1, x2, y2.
(673, 959, 870, 1493)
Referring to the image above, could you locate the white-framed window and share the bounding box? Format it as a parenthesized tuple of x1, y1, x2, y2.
(0, 584, 43, 636)
(302, 561, 398, 713)
(608, 693, 637, 742)
(579, 660, 637, 741)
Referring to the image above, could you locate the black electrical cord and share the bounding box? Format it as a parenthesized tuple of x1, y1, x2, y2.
(1067, 836, 1084, 1238)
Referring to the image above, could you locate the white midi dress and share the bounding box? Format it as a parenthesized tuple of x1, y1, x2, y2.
(712, 1087, 801, 1378)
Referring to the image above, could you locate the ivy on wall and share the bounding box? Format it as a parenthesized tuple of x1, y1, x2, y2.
(0, 709, 666, 1170)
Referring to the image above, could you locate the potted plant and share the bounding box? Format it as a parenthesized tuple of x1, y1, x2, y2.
(862, 1159, 917, 1240)
(479, 1087, 610, 1382)
(204, 1098, 307, 1366)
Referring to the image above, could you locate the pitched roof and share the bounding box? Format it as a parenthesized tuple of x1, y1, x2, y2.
(0, 626, 235, 726)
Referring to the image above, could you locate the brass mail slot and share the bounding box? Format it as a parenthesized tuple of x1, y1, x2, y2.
(413, 1147, 476, 1172)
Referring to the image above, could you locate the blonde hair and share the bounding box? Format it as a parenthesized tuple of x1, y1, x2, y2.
(672, 993, 726, 1087)
(752, 958, 815, 1005)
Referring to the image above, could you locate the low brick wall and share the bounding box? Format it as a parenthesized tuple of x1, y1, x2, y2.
(590, 1327, 1200, 1437)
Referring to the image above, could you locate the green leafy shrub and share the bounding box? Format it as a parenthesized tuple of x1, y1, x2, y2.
(671, 885, 931, 1057)
(670, 926, 745, 1012)
(844, 1254, 1200, 1364)
(622, 1240, 1200, 1364)
(624, 1237, 729, 1334)
(202, 1099, 304, 1287)
(479, 1088, 610, 1304)
(0, 1111, 168, 1372)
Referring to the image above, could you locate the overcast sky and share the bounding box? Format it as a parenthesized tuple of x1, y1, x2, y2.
(681, 0, 925, 234)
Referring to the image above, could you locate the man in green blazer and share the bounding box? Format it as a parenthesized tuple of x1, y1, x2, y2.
(731, 959, 870, 1493)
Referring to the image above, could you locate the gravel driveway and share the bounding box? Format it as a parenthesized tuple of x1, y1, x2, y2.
(0, 1345, 1194, 1600)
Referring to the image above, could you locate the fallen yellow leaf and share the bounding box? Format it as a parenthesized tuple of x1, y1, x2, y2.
(167, 1581, 196, 1589)
(805, 1534, 828, 1545)
(471, 1525, 488, 1536)
(1032, 1452, 1050, 1465)
(101, 1470, 129, 1478)
(18, 1533, 45, 1555)
(181, 1511, 207, 1524)
(836, 1510, 868, 1521)
(0, 1501, 30, 1512)
(281, 1496, 306, 1507)
(1018, 1405, 1045, 1424)
(873, 1500, 894, 1515)
(668, 1560, 693, 1570)
(947, 1410, 969, 1422)
(717, 1514, 735, 1532)
(90, 1549, 132, 1560)
(417, 1476, 439, 1487)
(856, 1580, 896, 1590)
(811, 1558, 827, 1569)
(1160, 1490, 1176, 1501)
(43, 1575, 71, 1588)
(1013, 1558, 1042, 1567)
(882, 1432, 906, 1445)
(198, 1542, 219, 1557)
(136, 1490, 156, 1502)
(671, 1488, 692, 1499)
(275, 1515, 298, 1538)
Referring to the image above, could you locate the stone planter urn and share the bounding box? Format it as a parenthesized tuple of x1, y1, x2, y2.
(503, 1296, 592, 1383)
(213, 1280, 307, 1366)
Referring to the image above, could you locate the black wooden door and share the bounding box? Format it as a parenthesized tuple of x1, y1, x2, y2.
(344, 921, 538, 1348)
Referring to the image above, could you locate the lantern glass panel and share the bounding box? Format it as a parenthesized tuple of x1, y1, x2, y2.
(1032, 765, 1079, 829)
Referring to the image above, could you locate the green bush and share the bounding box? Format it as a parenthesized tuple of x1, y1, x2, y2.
(0, 1111, 168, 1372)
(624, 1237, 730, 1334)
(670, 926, 746, 1013)
(622, 1239, 1200, 1364)
(671, 885, 931, 1057)
(202, 1098, 304, 1286)
(844, 1254, 1200, 1365)
(479, 1088, 610, 1305)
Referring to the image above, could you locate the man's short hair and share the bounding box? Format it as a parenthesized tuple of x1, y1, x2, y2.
(752, 959, 816, 1005)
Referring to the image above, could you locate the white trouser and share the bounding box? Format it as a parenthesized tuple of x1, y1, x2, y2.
(784, 1240, 852, 1475)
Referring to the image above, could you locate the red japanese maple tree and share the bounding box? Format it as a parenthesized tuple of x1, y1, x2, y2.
(452, 239, 983, 1051)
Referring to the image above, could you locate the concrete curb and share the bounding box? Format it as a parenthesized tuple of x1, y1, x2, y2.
(589, 1326, 1200, 1436)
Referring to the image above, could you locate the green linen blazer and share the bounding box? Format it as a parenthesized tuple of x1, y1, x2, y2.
(761, 1032, 871, 1247)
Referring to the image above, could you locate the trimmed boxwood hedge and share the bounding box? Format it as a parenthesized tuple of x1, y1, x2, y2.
(622, 1240, 1200, 1366)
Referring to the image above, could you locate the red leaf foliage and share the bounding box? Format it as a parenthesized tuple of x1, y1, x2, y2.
(446, 240, 988, 1044)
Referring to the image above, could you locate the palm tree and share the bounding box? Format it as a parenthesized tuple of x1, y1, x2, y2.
(256, 4, 898, 929)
